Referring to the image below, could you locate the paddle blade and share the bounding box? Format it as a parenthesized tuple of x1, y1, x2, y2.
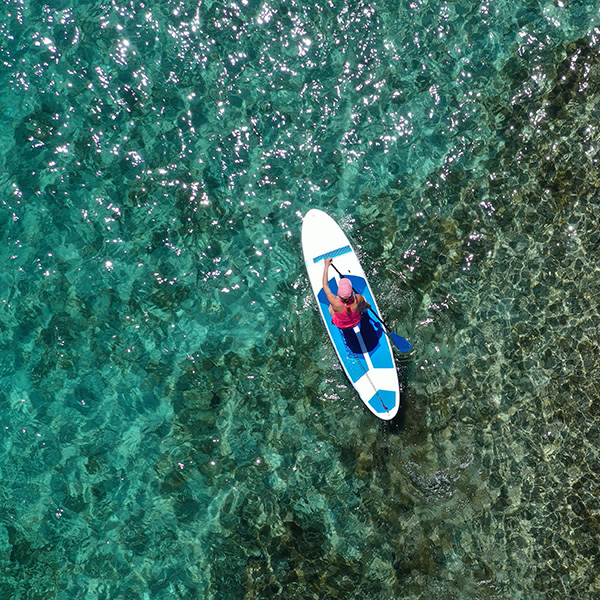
(391, 332, 412, 353)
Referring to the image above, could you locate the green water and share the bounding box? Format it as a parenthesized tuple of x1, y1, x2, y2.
(2, 0, 600, 598)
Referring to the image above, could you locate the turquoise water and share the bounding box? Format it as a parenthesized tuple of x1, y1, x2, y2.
(2, 0, 600, 598)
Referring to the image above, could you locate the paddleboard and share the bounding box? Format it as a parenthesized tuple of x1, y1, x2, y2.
(301, 208, 400, 420)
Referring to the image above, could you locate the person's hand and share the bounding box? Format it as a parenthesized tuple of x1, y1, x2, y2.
(324, 257, 332, 268)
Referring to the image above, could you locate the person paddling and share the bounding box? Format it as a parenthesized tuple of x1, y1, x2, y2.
(322, 257, 371, 329)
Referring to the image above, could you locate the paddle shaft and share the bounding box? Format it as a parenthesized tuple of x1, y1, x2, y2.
(329, 261, 412, 352)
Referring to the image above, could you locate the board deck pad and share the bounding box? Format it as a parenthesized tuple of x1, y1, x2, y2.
(302, 209, 400, 420)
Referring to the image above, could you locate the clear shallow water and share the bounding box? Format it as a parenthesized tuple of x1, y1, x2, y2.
(2, 0, 600, 598)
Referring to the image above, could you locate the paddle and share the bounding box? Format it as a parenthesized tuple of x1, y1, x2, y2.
(330, 262, 412, 353)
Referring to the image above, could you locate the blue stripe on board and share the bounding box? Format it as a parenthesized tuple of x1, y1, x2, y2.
(313, 245, 351, 263)
(368, 389, 397, 414)
(359, 316, 394, 369)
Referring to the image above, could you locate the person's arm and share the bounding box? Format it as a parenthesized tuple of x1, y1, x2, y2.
(355, 294, 371, 313)
(322, 258, 340, 305)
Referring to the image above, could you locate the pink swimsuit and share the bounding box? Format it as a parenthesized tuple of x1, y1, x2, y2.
(331, 298, 362, 329)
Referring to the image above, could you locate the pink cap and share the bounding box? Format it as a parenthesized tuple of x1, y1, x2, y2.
(337, 278, 353, 299)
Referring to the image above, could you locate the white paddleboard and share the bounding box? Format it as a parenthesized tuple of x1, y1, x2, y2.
(302, 209, 400, 420)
